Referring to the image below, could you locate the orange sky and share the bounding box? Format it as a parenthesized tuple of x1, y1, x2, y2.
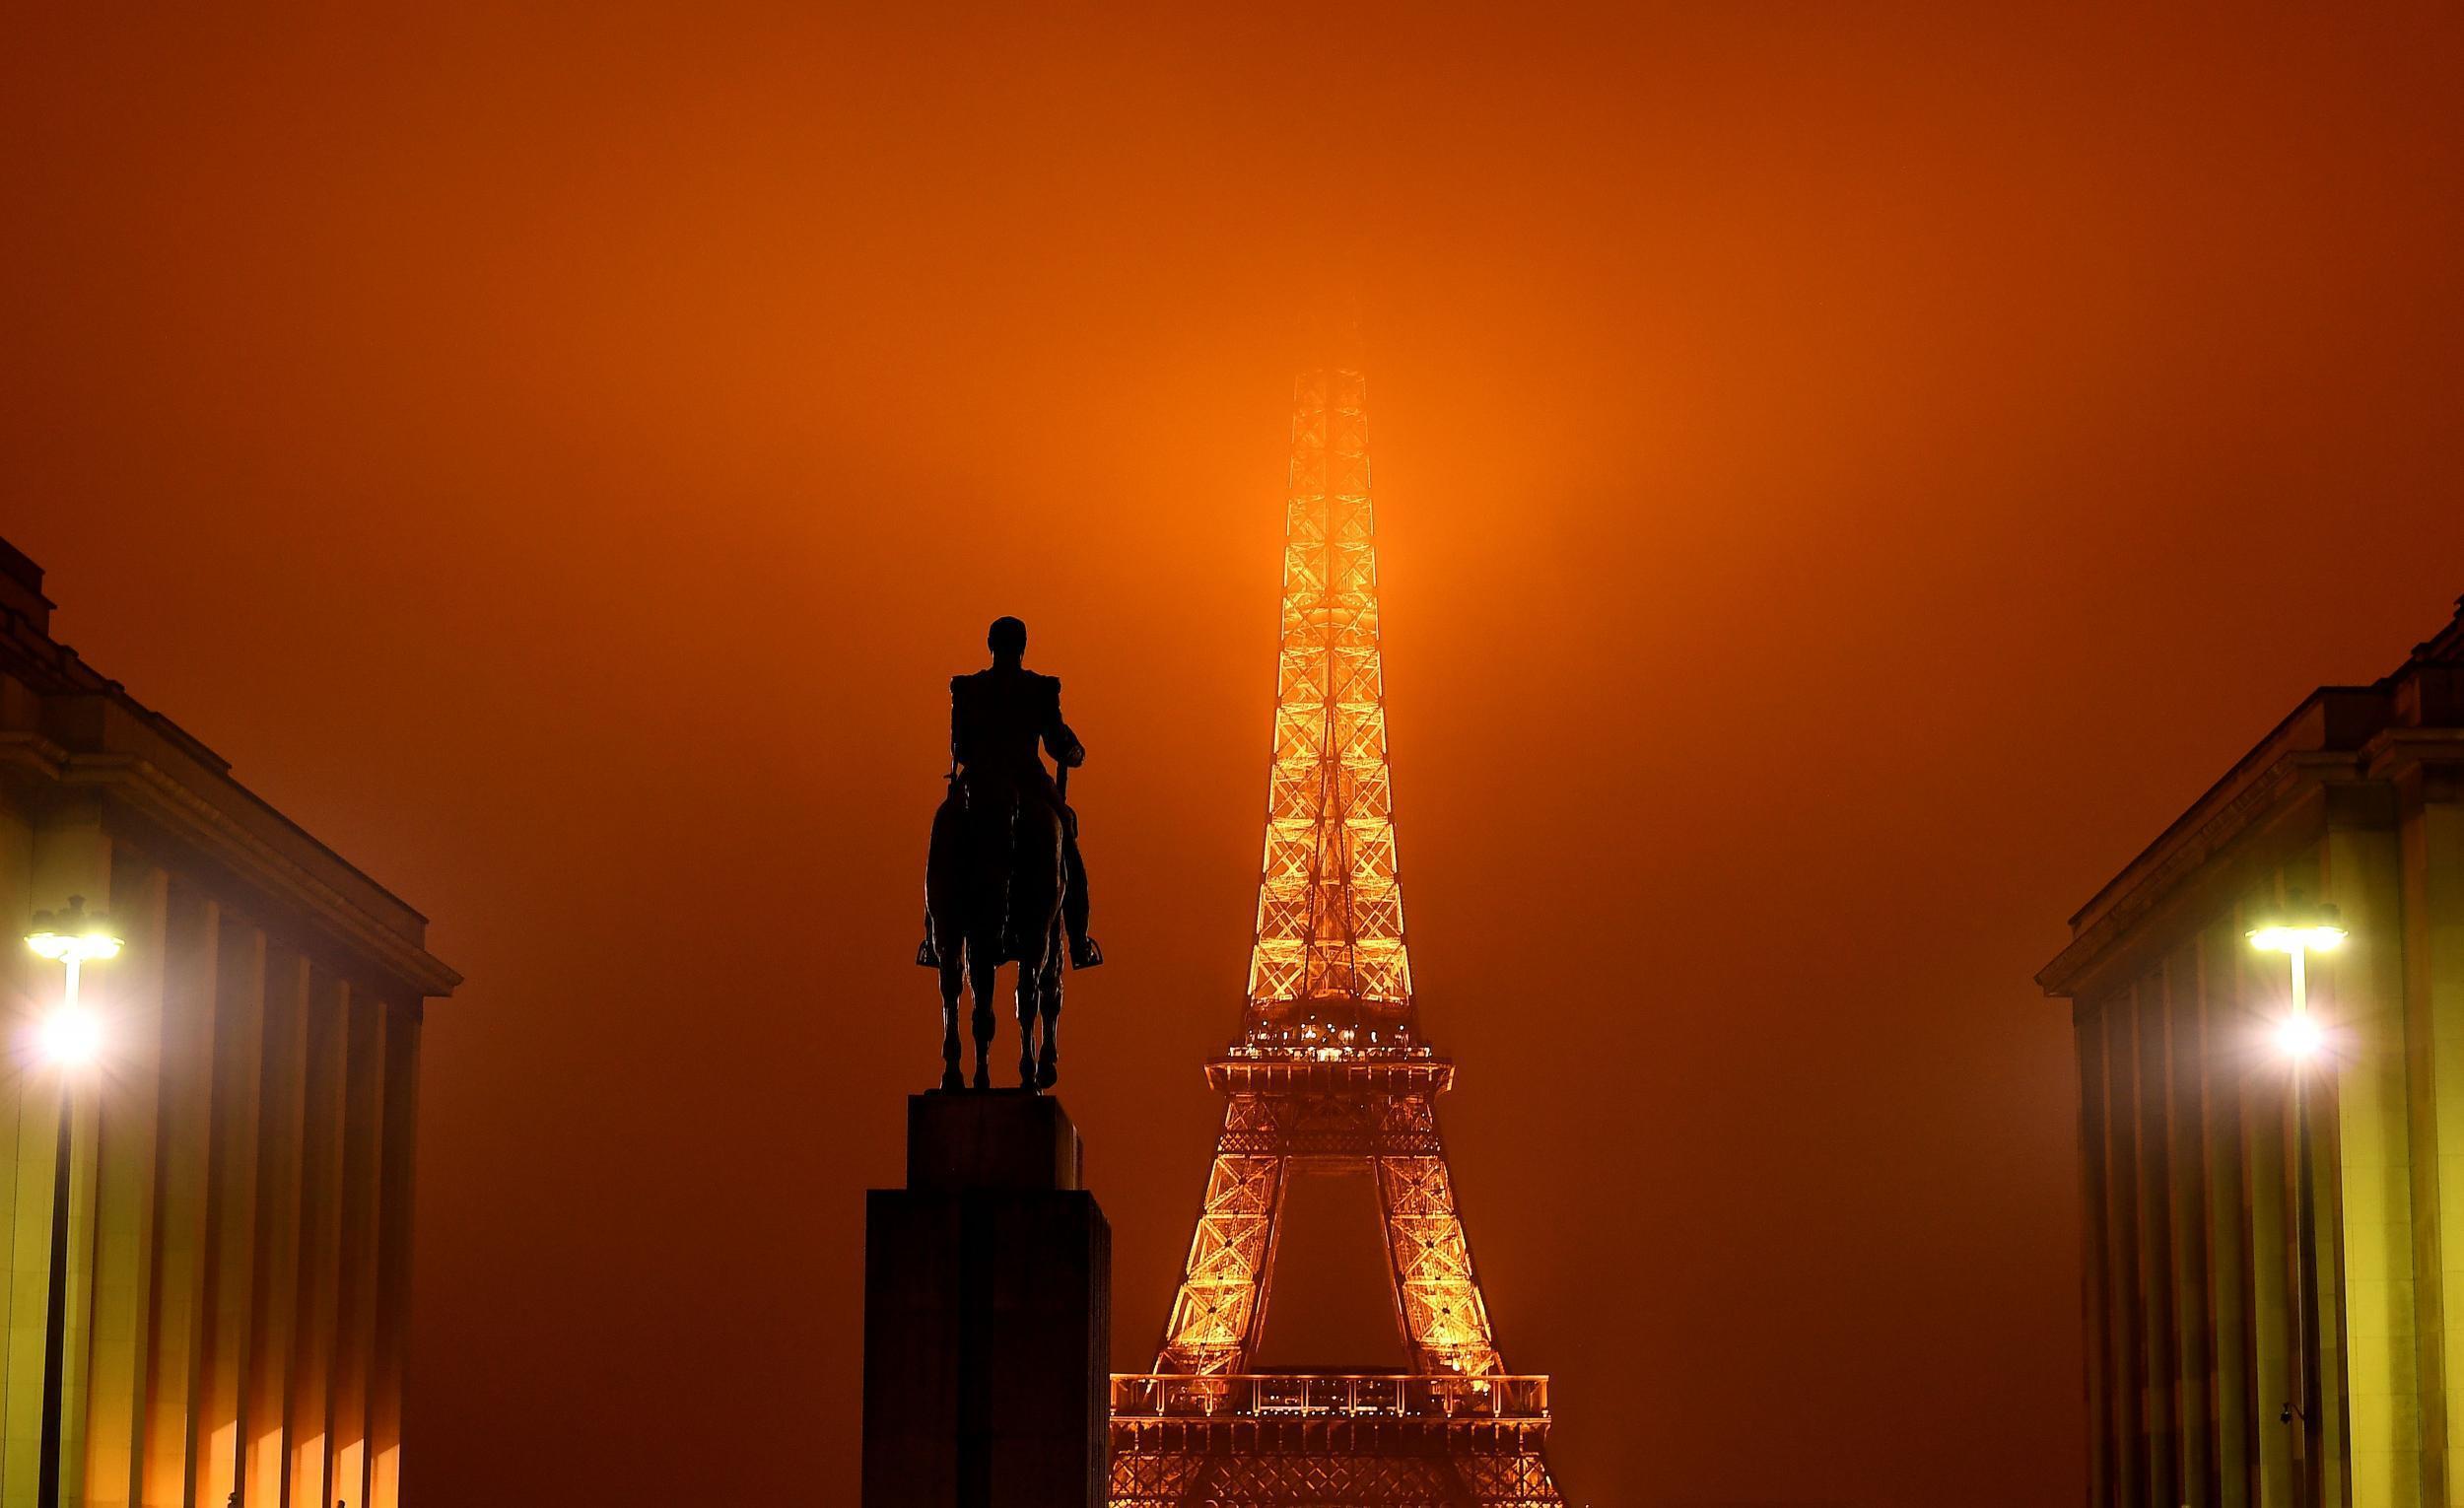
(8, 6, 2464, 1503)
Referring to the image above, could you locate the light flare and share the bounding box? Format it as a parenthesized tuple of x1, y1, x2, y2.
(36, 1007, 103, 1067)
(2275, 1012, 2326, 1060)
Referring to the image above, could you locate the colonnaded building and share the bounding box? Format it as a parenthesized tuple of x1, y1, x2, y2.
(2041, 595, 2464, 1507)
(0, 537, 458, 1508)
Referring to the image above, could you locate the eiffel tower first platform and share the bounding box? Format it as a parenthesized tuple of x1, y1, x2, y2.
(1107, 368, 1566, 1507)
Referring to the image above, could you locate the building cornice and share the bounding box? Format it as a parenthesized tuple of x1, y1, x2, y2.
(2040, 606, 2464, 1001)
(2362, 726, 2464, 781)
(0, 722, 460, 999)
(2035, 747, 2349, 999)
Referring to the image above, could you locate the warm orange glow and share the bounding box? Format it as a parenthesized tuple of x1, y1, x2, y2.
(21, 8, 2464, 1501)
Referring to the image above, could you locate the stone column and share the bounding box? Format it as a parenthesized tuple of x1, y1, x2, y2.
(862, 1093, 1110, 1508)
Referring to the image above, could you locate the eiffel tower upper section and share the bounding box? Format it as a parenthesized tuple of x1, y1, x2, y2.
(1239, 364, 1422, 1057)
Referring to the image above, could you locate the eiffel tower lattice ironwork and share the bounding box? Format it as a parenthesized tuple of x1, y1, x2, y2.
(1108, 367, 1565, 1507)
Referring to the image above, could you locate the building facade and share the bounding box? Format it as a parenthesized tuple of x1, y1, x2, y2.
(2041, 597, 2464, 1507)
(0, 539, 458, 1508)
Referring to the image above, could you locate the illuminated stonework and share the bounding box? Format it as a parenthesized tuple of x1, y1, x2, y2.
(1115, 370, 1562, 1506)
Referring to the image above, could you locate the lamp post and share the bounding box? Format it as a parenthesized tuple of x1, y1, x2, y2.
(2250, 897, 2345, 1508)
(24, 896, 119, 1508)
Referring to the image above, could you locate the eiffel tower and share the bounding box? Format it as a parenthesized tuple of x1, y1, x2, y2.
(1107, 366, 1566, 1507)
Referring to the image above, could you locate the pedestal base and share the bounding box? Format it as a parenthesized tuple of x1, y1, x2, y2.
(862, 1094, 1110, 1508)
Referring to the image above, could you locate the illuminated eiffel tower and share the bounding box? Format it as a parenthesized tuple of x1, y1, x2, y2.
(1108, 367, 1565, 1507)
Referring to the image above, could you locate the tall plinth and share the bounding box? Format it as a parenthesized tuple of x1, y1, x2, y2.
(864, 1092, 1112, 1508)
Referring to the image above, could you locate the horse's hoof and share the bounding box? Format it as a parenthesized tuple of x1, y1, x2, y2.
(1019, 1059, 1038, 1092)
(1036, 1059, 1059, 1090)
(971, 1065, 991, 1091)
(939, 1066, 965, 1093)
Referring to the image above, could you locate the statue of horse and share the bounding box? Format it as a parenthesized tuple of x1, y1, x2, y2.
(920, 773, 1068, 1091)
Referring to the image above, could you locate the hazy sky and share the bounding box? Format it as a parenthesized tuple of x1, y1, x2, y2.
(8, 6, 2464, 1503)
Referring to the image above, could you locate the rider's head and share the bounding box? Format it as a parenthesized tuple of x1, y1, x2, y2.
(988, 616, 1028, 664)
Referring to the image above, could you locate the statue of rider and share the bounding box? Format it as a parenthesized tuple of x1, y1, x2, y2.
(950, 616, 1101, 968)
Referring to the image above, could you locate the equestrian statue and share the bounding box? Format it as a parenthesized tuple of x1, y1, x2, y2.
(918, 616, 1102, 1091)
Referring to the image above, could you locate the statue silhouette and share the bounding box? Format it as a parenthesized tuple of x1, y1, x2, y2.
(919, 616, 1100, 1090)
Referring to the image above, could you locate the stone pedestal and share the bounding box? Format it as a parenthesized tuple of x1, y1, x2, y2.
(862, 1092, 1110, 1508)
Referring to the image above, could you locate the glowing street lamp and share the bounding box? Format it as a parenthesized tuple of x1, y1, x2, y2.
(2249, 895, 2343, 1508)
(2249, 905, 2346, 1050)
(27, 893, 123, 1028)
(24, 895, 118, 1508)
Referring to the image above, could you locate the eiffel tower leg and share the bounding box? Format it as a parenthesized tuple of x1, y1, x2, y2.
(1365, 1109, 1566, 1505)
(1155, 1094, 1285, 1375)
(1373, 1105, 1501, 1376)
(1110, 1098, 1287, 1507)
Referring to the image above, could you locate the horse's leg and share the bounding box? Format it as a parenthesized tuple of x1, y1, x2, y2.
(935, 929, 966, 1093)
(966, 935, 999, 1091)
(1014, 805, 1065, 1090)
(926, 794, 971, 1092)
(1013, 943, 1040, 1090)
(1036, 927, 1062, 1090)
(1010, 971, 1040, 1089)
